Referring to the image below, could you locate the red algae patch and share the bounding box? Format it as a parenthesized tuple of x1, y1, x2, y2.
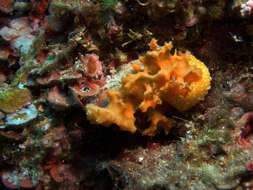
(0, 0, 13, 14)
(0, 131, 20, 140)
(81, 53, 103, 78)
(1, 171, 37, 189)
(70, 81, 100, 97)
(1, 173, 19, 189)
(47, 86, 70, 110)
(235, 112, 253, 148)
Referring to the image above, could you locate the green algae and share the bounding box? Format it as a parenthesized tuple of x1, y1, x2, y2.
(99, 0, 116, 11)
(167, 0, 178, 10)
(98, 0, 117, 29)
(0, 88, 31, 113)
(12, 62, 34, 86)
(196, 127, 232, 147)
(49, 1, 73, 16)
(207, 5, 224, 20)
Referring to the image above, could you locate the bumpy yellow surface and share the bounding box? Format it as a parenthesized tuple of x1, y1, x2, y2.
(86, 39, 211, 136)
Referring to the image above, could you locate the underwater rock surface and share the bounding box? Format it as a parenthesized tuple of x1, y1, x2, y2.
(0, 0, 252, 189)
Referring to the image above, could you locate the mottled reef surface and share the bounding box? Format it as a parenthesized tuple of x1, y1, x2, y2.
(0, 0, 253, 189)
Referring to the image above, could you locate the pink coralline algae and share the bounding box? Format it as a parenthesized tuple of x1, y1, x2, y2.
(0, 17, 36, 54)
(0, 0, 13, 14)
(44, 156, 84, 184)
(70, 78, 106, 107)
(235, 112, 253, 148)
(246, 162, 253, 172)
(70, 80, 101, 97)
(29, 0, 49, 19)
(35, 52, 106, 109)
(47, 86, 71, 111)
(106, 20, 123, 44)
(248, 0, 253, 7)
(241, 0, 253, 16)
(36, 70, 83, 86)
(1, 170, 38, 189)
(223, 81, 253, 111)
(79, 53, 104, 78)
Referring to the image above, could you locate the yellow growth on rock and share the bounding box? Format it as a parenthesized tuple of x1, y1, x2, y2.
(0, 88, 32, 113)
(86, 39, 211, 136)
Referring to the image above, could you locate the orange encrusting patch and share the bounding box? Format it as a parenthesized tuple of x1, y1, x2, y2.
(86, 39, 211, 135)
(132, 62, 142, 73)
(86, 90, 136, 133)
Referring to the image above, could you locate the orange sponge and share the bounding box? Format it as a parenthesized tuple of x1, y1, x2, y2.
(86, 39, 211, 135)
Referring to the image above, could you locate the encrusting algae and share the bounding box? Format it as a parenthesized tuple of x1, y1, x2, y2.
(86, 39, 211, 136)
(0, 87, 32, 113)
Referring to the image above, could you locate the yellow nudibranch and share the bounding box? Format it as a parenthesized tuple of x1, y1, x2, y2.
(86, 39, 211, 136)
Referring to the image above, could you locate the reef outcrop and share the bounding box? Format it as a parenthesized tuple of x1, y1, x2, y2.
(86, 39, 211, 135)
